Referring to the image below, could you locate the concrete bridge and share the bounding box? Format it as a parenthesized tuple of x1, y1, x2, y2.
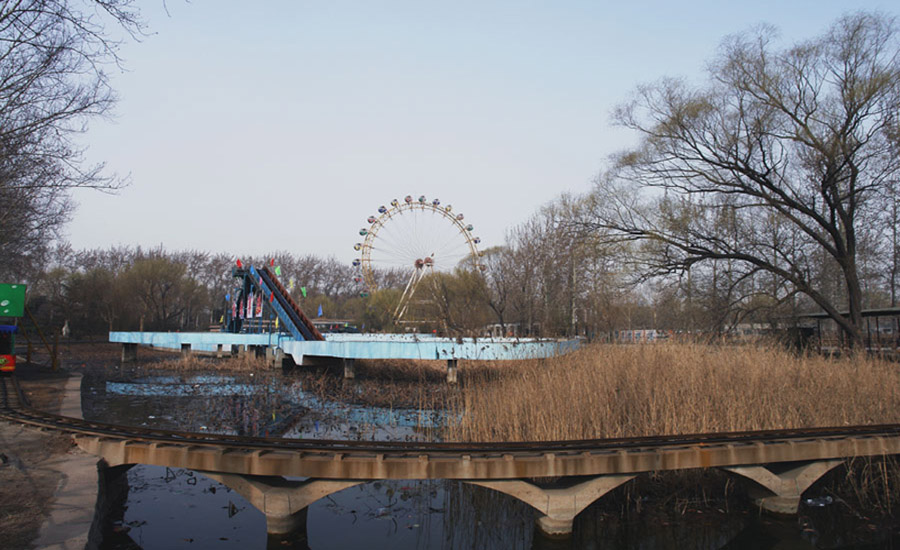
(74, 426, 900, 537)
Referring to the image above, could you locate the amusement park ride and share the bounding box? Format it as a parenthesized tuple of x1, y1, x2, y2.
(0, 283, 25, 374)
(222, 194, 485, 332)
(227, 262, 325, 341)
(110, 194, 579, 378)
(352, 195, 485, 322)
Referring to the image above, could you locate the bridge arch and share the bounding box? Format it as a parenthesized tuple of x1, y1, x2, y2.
(200, 473, 362, 534)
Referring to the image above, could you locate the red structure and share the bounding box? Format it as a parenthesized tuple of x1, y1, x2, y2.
(0, 325, 16, 373)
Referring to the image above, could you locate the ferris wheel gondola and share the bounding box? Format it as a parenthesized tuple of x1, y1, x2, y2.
(352, 196, 484, 322)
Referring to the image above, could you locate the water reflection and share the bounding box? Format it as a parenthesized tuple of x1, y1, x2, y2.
(100, 465, 536, 550)
(102, 465, 265, 549)
(101, 464, 897, 550)
(85, 369, 447, 441)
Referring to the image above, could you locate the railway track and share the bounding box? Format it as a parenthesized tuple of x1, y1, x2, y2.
(3, 374, 900, 457)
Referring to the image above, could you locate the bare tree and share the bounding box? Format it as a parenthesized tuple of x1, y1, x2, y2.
(479, 246, 513, 334)
(424, 269, 492, 336)
(121, 257, 203, 331)
(586, 13, 900, 347)
(0, 1, 143, 280)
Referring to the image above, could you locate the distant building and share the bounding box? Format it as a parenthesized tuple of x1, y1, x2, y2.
(799, 307, 900, 352)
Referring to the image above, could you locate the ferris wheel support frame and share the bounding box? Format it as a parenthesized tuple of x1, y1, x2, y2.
(393, 264, 432, 322)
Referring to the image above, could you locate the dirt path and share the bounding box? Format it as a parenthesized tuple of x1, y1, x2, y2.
(0, 365, 86, 550)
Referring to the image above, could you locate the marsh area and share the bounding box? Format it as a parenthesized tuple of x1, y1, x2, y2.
(60, 343, 900, 549)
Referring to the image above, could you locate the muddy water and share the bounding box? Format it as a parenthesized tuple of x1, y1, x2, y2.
(80, 367, 900, 549)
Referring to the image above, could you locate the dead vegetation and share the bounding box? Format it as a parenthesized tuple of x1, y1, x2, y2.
(149, 353, 267, 372)
(444, 342, 900, 442)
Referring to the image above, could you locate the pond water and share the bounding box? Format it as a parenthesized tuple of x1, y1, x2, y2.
(79, 367, 900, 549)
(87, 369, 447, 441)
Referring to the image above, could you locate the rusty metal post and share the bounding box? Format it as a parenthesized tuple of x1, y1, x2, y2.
(875, 316, 881, 351)
(52, 332, 59, 371)
(866, 317, 872, 351)
(895, 316, 899, 352)
(817, 319, 823, 354)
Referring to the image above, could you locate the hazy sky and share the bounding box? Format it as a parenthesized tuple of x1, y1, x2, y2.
(68, 0, 897, 264)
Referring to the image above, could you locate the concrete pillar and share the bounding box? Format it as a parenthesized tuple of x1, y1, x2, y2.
(343, 358, 355, 379)
(725, 460, 843, 515)
(121, 343, 138, 363)
(201, 473, 361, 535)
(447, 359, 458, 384)
(266, 347, 284, 368)
(469, 474, 635, 537)
(216, 344, 224, 359)
(180, 343, 192, 360)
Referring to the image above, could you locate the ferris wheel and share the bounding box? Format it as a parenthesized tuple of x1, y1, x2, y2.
(352, 195, 484, 322)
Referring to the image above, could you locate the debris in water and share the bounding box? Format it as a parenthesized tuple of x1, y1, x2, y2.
(804, 496, 833, 507)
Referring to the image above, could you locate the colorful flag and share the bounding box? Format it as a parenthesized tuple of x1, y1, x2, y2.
(317, 304, 323, 317)
(301, 287, 307, 298)
(275, 265, 282, 276)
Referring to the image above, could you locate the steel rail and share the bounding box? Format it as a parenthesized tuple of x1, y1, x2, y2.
(3, 375, 900, 457)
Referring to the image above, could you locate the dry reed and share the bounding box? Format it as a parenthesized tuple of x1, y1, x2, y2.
(445, 342, 900, 442)
(150, 353, 268, 372)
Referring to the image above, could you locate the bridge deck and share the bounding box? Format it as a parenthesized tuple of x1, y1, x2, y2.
(73, 430, 900, 480)
(108, 331, 581, 362)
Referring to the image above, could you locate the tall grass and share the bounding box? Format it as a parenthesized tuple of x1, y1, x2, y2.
(445, 342, 900, 442)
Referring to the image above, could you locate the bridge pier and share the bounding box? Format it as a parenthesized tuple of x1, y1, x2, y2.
(725, 460, 843, 515)
(121, 343, 138, 363)
(181, 343, 191, 360)
(446, 359, 458, 384)
(343, 358, 355, 379)
(266, 347, 284, 367)
(470, 474, 635, 537)
(201, 473, 362, 535)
